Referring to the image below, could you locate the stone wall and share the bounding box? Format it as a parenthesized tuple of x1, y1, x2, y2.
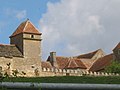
(0, 57, 119, 77)
(10, 34, 23, 54)
(12, 57, 41, 77)
(0, 57, 41, 77)
(41, 67, 120, 77)
(0, 57, 12, 75)
(23, 33, 42, 59)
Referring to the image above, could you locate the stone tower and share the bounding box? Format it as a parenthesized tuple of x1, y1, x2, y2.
(9, 19, 42, 76)
(10, 19, 42, 58)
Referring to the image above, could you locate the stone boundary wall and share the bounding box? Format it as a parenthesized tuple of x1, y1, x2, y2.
(41, 67, 120, 77)
(1, 67, 119, 77)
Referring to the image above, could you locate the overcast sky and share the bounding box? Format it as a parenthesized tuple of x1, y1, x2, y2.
(0, 0, 120, 60)
(40, 0, 120, 59)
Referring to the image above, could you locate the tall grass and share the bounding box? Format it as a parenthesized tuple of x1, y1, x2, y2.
(2, 76, 120, 84)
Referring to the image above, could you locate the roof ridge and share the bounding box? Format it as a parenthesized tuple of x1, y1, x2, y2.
(73, 59, 79, 67)
(65, 58, 79, 68)
(63, 59, 70, 68)
(88, 59, 98, 70)
(23, 20, 28, 32)
(68, 59, 72, 67)
(75, 59, 87, 69)
(28, 20, 40, 32)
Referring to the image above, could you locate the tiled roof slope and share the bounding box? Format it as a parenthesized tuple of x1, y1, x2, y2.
(64, 58, 87, 69)
(80, 59, 95, 69)
(41, 61, 52, 68)
(75, 49, 99, 59)
(10, 19, 41, 37)
(55, 57, 70, 69)
(47, 56, 86, 69)
(113, 42, 120, 51)
(89, 54, 114, 72)
(0, 44, 23, 57)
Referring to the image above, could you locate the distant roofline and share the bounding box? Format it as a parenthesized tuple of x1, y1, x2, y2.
(74, 49, 101, 59)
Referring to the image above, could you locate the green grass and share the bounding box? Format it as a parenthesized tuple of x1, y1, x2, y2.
(1, 76, 120, 84)
(0, 76, 119, 90)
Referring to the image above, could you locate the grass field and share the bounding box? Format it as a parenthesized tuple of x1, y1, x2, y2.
(2, 76, 120, 84)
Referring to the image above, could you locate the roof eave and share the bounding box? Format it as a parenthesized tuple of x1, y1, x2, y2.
(9, 32, 42, 38)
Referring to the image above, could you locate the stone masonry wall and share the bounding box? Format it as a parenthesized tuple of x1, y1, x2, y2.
(12, 57, 41, 77)
(10, 34, 23, 54)
(0, 57, 12, 75)
(23, 33, 42, 59)
(41, 67, 120, 77)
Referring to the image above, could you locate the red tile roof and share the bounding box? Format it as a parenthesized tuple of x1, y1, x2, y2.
(64, 58, 87, 69)
(74, 59, 87, 69)
(80, 59, 95, 69)
(75, 49, 100, 59)
(89, 54, 114, 72)
(10, 19, 41, 37)
(46, 56, 86, 69)
(113, 42, 120, 51)
(55, 56, 69, 69)
(41, 61, 52, 68)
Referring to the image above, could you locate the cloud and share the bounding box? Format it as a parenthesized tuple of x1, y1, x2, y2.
(16, 10, 26, 20)
(5, 8, 27, 20)
(39, 0, 120, 59)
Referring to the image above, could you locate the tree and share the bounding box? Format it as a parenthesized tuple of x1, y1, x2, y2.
(105, 61, 120, 74)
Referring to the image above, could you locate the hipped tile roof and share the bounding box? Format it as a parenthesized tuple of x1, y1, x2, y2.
(89, 54, 114, 72)
(47, 56, 86, 69)
(75, 49, 99, 59)
(10, 19, 41, 37)
(64, 58, 87, 69)
(80, 59, 94, 69)
(0, 44, 23, 57)
(55, 57, 69, 69)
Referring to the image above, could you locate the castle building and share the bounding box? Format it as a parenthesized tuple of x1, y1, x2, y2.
(0, 19, 119, 77)
(0, 19, 42, 77)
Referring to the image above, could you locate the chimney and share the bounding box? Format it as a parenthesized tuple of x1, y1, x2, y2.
(50, 52, 56, 66)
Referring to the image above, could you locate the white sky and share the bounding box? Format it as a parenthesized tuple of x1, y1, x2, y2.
(40, 0, 120, 60)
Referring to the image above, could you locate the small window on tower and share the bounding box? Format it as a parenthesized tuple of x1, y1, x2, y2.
(31, 35, 34, 38)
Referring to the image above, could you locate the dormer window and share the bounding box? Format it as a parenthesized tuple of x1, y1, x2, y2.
(31, 35, 34, 38)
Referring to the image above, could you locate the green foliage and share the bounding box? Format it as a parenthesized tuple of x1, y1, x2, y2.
(105, 61, 120, 74)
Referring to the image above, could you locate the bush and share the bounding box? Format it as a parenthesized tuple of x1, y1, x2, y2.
(105, 61, 120, 74)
